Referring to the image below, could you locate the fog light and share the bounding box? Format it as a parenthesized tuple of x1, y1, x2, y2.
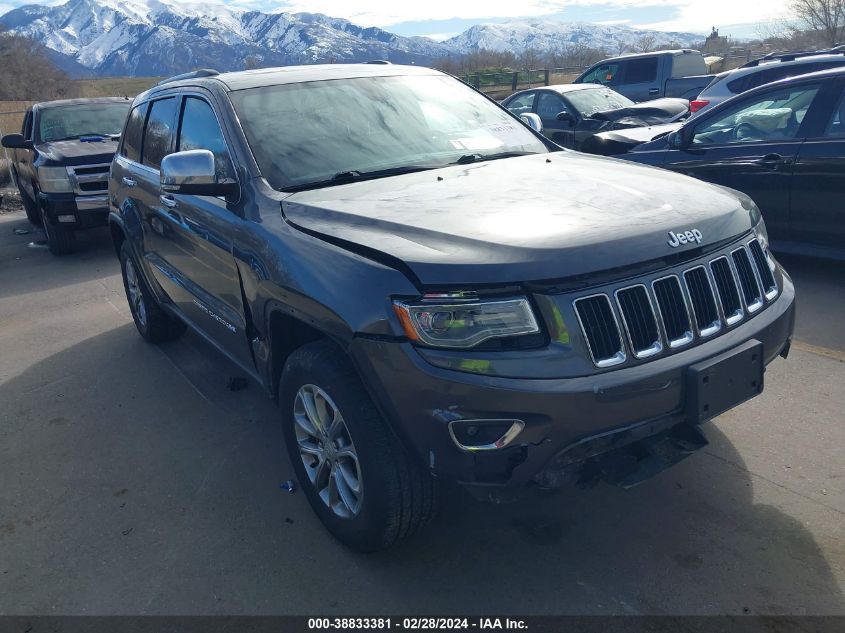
(448, 419, 525, 452)
(57, 214, 76, 223)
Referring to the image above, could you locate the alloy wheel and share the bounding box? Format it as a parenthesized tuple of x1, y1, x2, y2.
(293, 384, 363, 519)
(124, 258, 147, 329)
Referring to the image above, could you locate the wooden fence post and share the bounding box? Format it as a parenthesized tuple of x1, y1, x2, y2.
(511, 71, 518, 91)
(544, 69, 550, 86)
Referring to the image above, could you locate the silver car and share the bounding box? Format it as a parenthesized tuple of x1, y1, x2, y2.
(691, 50, 845, 116)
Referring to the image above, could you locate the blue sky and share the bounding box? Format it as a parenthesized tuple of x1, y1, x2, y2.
(0, 0, 790, 40)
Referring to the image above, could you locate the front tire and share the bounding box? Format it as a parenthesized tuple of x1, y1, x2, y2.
(280, 340, 438, 551)
(41, 203, 75, 256)
(119, 241, 185, 343)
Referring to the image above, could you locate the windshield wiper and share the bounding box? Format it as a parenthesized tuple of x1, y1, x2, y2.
(283, 164, 439, 192)
(451, 150, 540, 165)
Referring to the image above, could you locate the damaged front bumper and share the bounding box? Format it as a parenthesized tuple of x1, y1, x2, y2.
(350, 275, 795, 496)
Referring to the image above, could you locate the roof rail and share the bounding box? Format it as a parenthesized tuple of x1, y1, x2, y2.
(739, 46, 845, 68)
(367, 60, 391, 64)
(156, 69, 220, 86)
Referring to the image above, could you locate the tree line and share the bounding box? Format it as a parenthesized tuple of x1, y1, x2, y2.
(0, 26, 77, 101)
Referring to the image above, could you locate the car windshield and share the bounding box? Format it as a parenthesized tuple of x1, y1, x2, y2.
(38, 102, 131, 142)
(567, 88, 634, 117)
(229, 74, 548, 191)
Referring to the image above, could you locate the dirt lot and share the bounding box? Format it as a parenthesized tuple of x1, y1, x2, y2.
(0, 202, 843, 615)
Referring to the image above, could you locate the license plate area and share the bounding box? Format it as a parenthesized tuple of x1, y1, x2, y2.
(686, 339, 764, 424)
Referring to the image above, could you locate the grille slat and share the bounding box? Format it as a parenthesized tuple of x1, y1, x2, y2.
(574, 295, 625, 367)
(572, 236, 778, 368)
(683, 267, 720, 336)
(652, 276, 693, 348)
(732, 247, 764, 312)
(616, 286, 661, 358)
(710, 257, 743, 325)
(748, 239, 778, 299)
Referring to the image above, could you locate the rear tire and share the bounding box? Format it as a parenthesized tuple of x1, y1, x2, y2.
(119, 241, 186, 343)
(280, 340, 438, 551)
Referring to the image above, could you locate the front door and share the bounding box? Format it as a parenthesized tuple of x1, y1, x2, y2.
(788, 79, 845, 250)
(535, 91, 575, 148)
(660, 80, 824, 239)
(149, 93, 254, 370)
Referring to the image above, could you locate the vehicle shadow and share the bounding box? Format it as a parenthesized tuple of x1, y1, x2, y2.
(0, 213, 117, 302)
(0, 325, 842, 616)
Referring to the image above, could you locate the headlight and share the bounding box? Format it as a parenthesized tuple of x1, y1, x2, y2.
(37, 166, 74, 193)
(392, 296, 540, 349)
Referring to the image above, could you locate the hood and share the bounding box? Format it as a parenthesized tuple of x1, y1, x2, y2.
(282, 153, 754, 286)
(36, 137, 118, 166)
(592, 98, 689, 124)
(581, 122, 680, 157)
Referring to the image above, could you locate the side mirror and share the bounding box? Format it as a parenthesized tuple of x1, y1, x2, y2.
(556, 111, 575, 124)
(519, 113, 543, 133)
(160, 150, 236, 197)
(667, 129, 689, 150)
(2, 134, 33, 149)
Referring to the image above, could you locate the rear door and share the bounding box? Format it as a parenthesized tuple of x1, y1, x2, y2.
(788, 77, 845, 249)
(618, 56, 661, 102)
(659, 80, 824, 239)
(149, 92, 254, 369)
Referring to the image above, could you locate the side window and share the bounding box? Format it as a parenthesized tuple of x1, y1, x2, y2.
(580, 63, 620, 86)
(121, 102, 148, 163)
(141, 97, 177, 170)
(692, 84, 820, 145)
(536, 92, 566, 120)
(177, 96, 235, 180)
(624, 57, 658, 84)
(505, 91, 536, 115)
(824, 89, 845, 137)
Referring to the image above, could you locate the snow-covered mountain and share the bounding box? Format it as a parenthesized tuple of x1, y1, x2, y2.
(446, 21, 702, 54)
(0, 0, 705, 77)
(0, 0, 450, 75)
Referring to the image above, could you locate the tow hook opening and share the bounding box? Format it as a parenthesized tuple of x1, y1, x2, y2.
(537, 422, 710, 491)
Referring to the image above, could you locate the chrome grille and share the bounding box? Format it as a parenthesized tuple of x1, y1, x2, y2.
(67, 164, 110, 195)
(748, 239, 778, 300)
(732, 247, 764, 313)
(683, 266, 721, 337)
(652, 276, 693, 348)
(615, 285, 662, 359)
(573, 237, 778, 368)
(573, 295, 625, 367)
(710, 256, 743, 325)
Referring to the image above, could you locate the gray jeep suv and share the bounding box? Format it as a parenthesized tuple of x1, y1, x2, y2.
(109, 64, 795, 551)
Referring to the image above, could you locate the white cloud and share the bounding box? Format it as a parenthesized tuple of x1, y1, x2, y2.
(637, 0, 791, 34)
(270, 0, 793, 34)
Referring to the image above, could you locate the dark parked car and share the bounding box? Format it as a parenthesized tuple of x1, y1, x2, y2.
(583, 66, 845, 258)
(501, 83, 688, 149)
(109, 64, 794, 551)
(1, 97, 131, 254)
(573, 49, 713, 101)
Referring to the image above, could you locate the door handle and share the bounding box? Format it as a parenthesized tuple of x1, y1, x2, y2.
(648, 88, 660, 95)
(756, 153, 784, 169)
(159, 194, 178, 208)
(122, 177, 136, 187)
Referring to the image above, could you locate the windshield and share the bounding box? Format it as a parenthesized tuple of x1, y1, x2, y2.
(567, 88, 634, 117)
(229, 74, 548, 190)
(38, 102, 131, 143)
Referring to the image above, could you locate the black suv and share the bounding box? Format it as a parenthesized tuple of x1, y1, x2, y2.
(109, 65, 796, 551)
(2, 98, 131, 254)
